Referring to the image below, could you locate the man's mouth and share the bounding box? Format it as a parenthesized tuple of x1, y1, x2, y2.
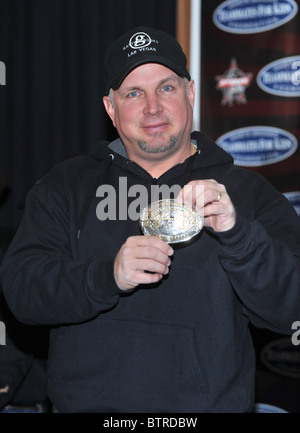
(141, 122, 169, 134)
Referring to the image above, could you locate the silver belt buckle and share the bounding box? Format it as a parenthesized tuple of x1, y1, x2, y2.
(139, 199, 204, 244)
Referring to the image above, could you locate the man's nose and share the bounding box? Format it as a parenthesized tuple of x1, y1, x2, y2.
(143, 93, 163, 116)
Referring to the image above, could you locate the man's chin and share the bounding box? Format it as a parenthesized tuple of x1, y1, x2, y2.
(138, 136, 177, 154)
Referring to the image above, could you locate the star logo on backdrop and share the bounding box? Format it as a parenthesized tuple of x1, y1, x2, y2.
(215, 59, 253, 106)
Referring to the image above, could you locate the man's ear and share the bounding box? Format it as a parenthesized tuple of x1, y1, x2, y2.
(102, 96, 116, 126)
(188, 80, 195, 109)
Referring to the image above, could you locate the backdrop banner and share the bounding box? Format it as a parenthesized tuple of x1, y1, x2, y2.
(200, 0, 300, 218)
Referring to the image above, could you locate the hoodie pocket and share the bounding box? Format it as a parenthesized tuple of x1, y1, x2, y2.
(48, 318, 211, 412)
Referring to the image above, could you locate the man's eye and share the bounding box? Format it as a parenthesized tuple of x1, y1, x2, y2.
(128, 91, 139, 98)
(162, 85, 172, 92)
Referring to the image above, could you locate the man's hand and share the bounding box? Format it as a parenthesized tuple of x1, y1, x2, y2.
(177, 179, 236, 232)
(114, 235, 174, 291)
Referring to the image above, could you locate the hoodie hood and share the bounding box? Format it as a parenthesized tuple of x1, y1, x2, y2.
(88, 131, 234, 169)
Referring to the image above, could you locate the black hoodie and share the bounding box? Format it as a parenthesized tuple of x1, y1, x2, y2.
(1, 131, 300, 413)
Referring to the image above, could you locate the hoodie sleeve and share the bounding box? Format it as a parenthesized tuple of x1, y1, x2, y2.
(0, 178, 123, 326)
(217, 188, 300, 335)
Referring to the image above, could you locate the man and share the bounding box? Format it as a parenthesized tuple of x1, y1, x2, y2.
(0, 26, 300, 413)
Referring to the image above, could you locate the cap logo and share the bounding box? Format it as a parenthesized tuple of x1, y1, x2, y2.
(129, 32, 151, 49)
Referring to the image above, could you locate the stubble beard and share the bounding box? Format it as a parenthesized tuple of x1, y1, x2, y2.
(137, 135, 178, 154)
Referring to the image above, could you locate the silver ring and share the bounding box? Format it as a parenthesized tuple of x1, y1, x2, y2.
(217, 192, 222, 202)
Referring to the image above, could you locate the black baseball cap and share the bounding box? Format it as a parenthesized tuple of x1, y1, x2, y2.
(103, 26, 191, 95)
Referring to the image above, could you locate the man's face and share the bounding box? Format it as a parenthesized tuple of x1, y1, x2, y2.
(103, 63, 195, 165)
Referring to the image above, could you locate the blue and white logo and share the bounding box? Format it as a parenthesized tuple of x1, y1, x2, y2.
(213, 0, 298, 34)
(216, 126, 298, 166)
(257, 56, 300, 97)
(284, 191, 300, 217)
